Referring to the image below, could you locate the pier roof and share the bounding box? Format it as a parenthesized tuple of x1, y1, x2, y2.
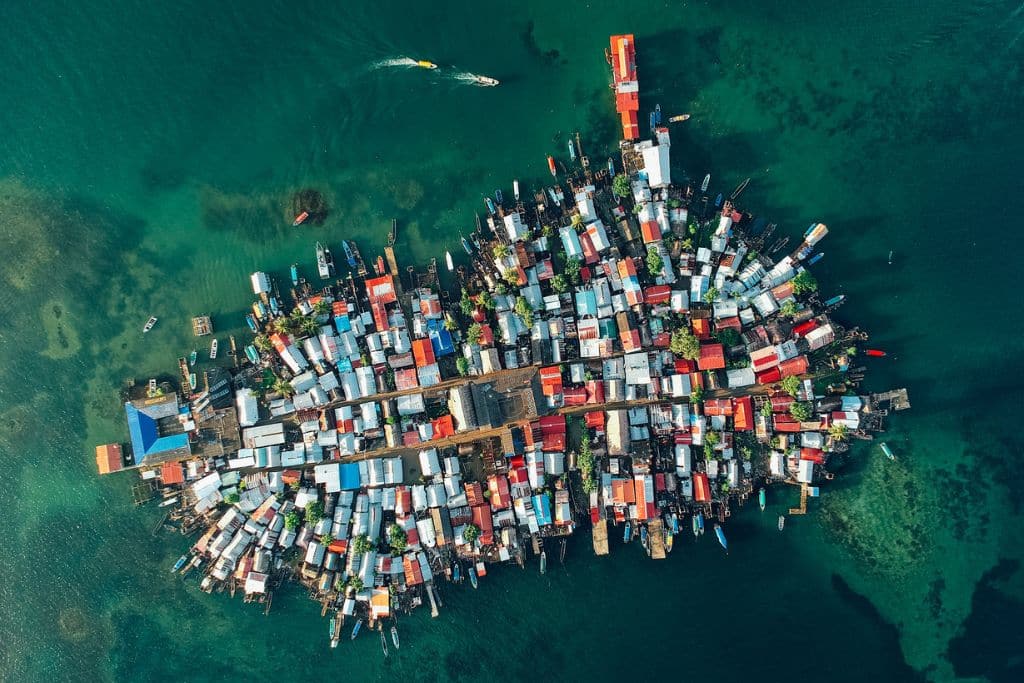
(95, 444, 123, 475)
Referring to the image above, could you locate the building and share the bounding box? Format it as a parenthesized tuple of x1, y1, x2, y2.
(124, 394, 191, 467)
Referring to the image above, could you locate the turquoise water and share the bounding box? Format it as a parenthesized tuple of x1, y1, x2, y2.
(2, 1, 1023, 681)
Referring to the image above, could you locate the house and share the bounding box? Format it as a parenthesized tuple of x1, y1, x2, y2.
(124, 394, 191, 466)
(95, 443, 123, 475)
(698, 343, 726, 370)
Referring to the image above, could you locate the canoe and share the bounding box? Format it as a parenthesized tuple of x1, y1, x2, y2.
(759, 488, 766, 512)
(293, 211, 308, 226)
(715, 524, 729, 554)
(547, 155, 557, 177)
(865, 349, 887, 357)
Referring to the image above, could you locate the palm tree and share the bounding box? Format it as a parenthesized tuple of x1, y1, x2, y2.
(272, 318, 293, 335)
(254, 334, 273, 353)
(312, 300, 331, 317)
(299, 315, 320, 336)
(273, 378, 295, 397)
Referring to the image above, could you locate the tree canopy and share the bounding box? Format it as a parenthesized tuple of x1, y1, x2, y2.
(284, 510, 300, 531)
(352, 534, 374, 555)
(791, 271, 818, 295)
(563, 256, 582, 285)
(388, 524, 407, 553)
(462, 523, 481, 544)
(789, 401, 813, 421)
(780, 375, 801, 398)
(466, 323, 483, 346)
(670, 328, 700, 360)
(646, 247, 664, 277)
(305, 500, 324, 524)
(551, 274, 569, 294)
(612, 174, 631, 198)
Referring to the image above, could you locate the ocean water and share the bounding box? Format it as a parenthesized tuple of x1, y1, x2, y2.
(1, 1, 1023, 681)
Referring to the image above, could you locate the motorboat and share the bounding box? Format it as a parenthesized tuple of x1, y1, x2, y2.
(880, 442, 896, 461)
(701, 174, 710, 193)
(669, 114, 690, 123)
(778, 515, 786, 531)
(696, 511, 705, 535)
(808, 253, 825, 265)
(391, 624, 400, 650)
(171, 555, 188, 572)
(416, 60, 438, 69)
(495, 188, 503, 204)
(715, 523, 729, 554)
(539, 550, 547, 574)
(513, 179, 520, 201)
(547, 155, 557, 177)
(654, 103, 662, 125)
(623, 520, 632, 543)
(350, 618, 363, 640)
(244, 345, 259, 364)
(468, 562, 478, 589)
(485, 196, 496, 214)
(445, 251, 454, 271)
(209, 338, 218, 360)
(142, 316, 158, 333)
(866, 349, 887, 357)
(759, 488, 766, 512)
(189, 350, 197, 367)
(189, 373, 197, 391)
(342, 240, 357, 269)
(293, 211, 308, 226)
(473, 74, 499, 86)
(607, 157, 615, 177)
(824, 294, 846, 307)
(316, 242, 332, 279)
(461, 234, 473, 256)
(567, 140, 576, 161)
(290, 263, 299, 286)
(245, 314, 258, 332)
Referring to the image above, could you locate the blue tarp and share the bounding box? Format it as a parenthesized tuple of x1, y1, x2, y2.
(427, 320, 455, 357)
(532, 494, 553, 526)
(339, 462, 362, 490)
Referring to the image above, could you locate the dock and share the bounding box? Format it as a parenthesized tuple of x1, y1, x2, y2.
(592, 519, 609, 555)
(191, 315, 212, 336)
(648, 519, 666, 560)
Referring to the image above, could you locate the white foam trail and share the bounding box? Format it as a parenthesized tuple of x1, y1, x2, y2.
(370, 57, 419, 69)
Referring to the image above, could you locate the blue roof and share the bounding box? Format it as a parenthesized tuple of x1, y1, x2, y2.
(532, 494, 553, 526)
(334, 315, 351, 333)
(125, 402, 189, 464)
(427, 320, 455, 357)
(575, 290, 597, 317)
(340, 462, 362, 490)
(336, 357, 353, 373)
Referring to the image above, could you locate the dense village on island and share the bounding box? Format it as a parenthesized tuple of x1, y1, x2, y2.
(95, 35, 909, 651)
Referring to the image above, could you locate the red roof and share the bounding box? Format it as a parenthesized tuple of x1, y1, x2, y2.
(716, 316, 742, 331)
(771, 396, 794, 412)
(465, 481, 486, 507)
(542, 433, 566, 452)
(733, 396, 754, 431)
(579, 231, 599, 265)
(692, 318, 711, 340)
(674, 358, 695, 374)
(160, 462, 185, 485)
(411, 338, 435, 368)
(539, 366, 563, 397)
(644, 285, 672, 304)
(563, 386, 587, 406)
(471, 505, 494, 545)
(792, 320, 819, 337)
(95, 444, 123, 475)
(773, 417, 802, 433)
(756, 367, 783, 384)
(655, 472, 666, 492)
(585, 381, 605, 404)
(704, 398, 733, 416)
(539, 415, 566, 434)
(479, 324, 494, 347)
(395, 368, 419, 390)
(620, 328, 642, 352)
(779, 355, 809, 378)
(403, 554, 424, 586)
(487, 474, 511, 510)
(365, 276, 397, 304)
(698, 343, 726, 370)
(431, 415, 455, 440)
(800, 448, 825, 464)
(641, 221, 661, 244)
(584, 411, 605, 429)
(693, 472, 711, 503)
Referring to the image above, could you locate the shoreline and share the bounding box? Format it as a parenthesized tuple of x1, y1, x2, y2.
(93, 34, 909, 648)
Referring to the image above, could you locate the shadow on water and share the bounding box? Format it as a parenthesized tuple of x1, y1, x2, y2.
(831, 573, 926, 681)
(947, 559, 1024, 683)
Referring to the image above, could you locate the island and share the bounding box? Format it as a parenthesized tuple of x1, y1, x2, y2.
(94, 35, 910, 651)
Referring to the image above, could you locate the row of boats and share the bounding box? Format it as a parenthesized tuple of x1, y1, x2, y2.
(332, 617, 400, 656)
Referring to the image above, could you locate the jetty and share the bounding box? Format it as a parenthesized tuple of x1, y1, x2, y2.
(94, 34, 909, 643)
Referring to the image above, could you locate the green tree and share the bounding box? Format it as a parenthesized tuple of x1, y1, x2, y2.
(515, 296, 534, 328)
(706, 431, 720, 447)
(829, 424, 849, 441)
(273, 377, 295, 397)
(254, 334, 273, 353)
(703, 286, 719, 304)
(789, 401, 813, 421)
(493, 244, 510, 259)
(456, 356, 470, 376)
(478, 291, 496, 311)
(299, 315, 320, 336)
(542, 225, 556, 239)
(444, 316, 459, 331)
(352, 534, 373, 554)
(224, 492, 240, 505)
(503, 269, 521, 286)
(571, 213, 583, 227)
(459, 289, 476, 316)
(780, 375, 801, 398)
(320, 533, 334, 546)
(690, 386, 704, 404)
(578, 431, 596, 494)
(670, 328, 700, 360)
(305, 500, 325, 525)
(312, 300, 331, 317)
(284, 510, 300, 531)
(612, 173, 631, 198)
(272, 317, 294, 335)
(347, 576, 364, 594)
(495, 281, 509, 295)
(780, 300, 799, 318)
(563, 256, 582, 285)
(791, 271, 818, 295)
(760, 401, 774, 418)
(646, 247, 664, 277)
(466, 323, 483, 346)
(550, 274, 569, 294)
(714, 327, 741, 347)
(462, 523, 481, 544)
(388, 524, 408, 553)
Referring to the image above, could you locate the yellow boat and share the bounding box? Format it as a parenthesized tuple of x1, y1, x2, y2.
(416, 60, 438, 70)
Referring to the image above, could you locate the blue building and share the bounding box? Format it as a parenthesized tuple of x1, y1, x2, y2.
(125, 394, 191, 466)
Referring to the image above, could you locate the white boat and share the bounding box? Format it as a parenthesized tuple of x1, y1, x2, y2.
(142, 316, 158, 333)
(888, 250, 893, 265)
(778, 515, 786, 531)
(209, 339, 219, 360)
(513, 179, 520, 201)
(445, 250, 454, 271)
(701, 174, 711, 193)
(472, 74, 499, 86)
(316, 242, 332, 279)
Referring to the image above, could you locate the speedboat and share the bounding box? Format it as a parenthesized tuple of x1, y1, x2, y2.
(293, 211, 309, 226)
(539, 550, 547, 574)
(701, 174, 710, 193)
(759, 488, 766, 512)
(142, 316, 158, 333)
(824, 294, 846, 307)
(245, 314, 258, 332)
(189, 372, 197, 391)
(316, 242, 332, 279)
(391, 624, 400, 650)
(485, 197, 496, 214)
(547, 155, 557, 177)
(342, 240, 357, 269)
(669, 114, 690, 123)
(880, 442, 895, 460)
(189, 350, 197, 367)
(513, 179, 520, 201)
(290, 263, 299, 286)
(567, 140, 576, 161)
(445, 251, 454, 271)
(866, 349, 887, 357)
(468, 562, 478, 589)
(715, 523, 729, 554)
(416, 60, 438, 69)
(473, 74, 499, 86)
(623, 520, 632, 543)
(171, 555, 188, 572)
(460, 234, 473, 256)
(350, 619, 363, 640)
(209, 339, 218, 360)
(244, 345, 259, 364)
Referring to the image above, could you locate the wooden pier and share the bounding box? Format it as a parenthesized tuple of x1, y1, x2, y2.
(192, 315, 212, 336)
(788, 483, 809, 515)
(592, 519, 609, 555)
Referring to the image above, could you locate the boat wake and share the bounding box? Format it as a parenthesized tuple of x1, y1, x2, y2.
(370, 57, 420, 69)
(453, 72, 500, 87)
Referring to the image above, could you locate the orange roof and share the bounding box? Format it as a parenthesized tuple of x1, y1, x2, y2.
(692, 318, 711, 340)
(411, 339, 435, 368)
(694, 472, 711, 503)
(733, 396, 754, 432)
(698, 343, 726, 370)
(365, 275, 397, 304)
(465, 481, 486, 507)
(95, 444, 123, 475)
(160, 462, 185, 485)
(431, 415, 455, 440)
(641, 221, 661, 244)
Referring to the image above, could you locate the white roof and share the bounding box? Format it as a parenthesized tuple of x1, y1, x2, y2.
(235, 389, 259, 427)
